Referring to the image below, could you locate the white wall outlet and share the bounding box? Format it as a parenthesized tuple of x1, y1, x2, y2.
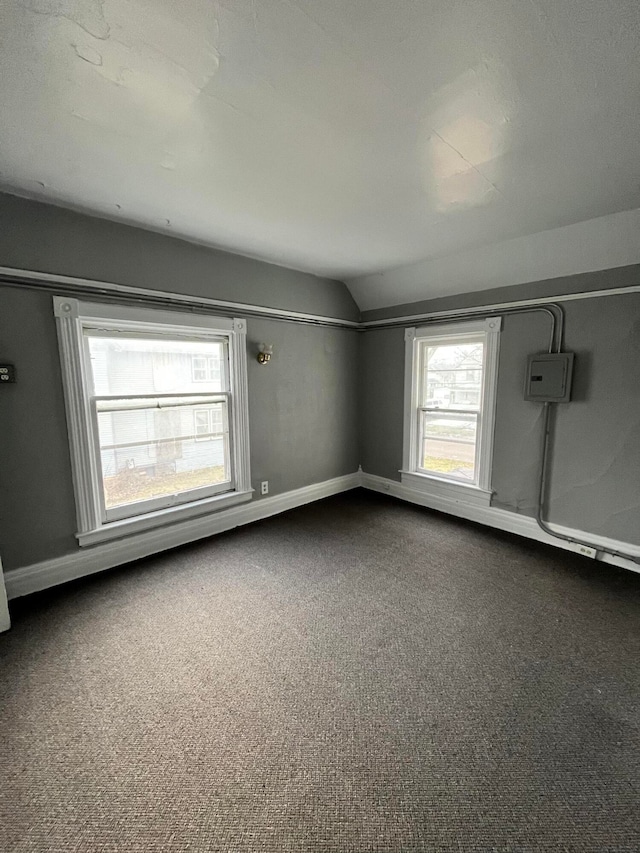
(261, 481, 269, 495)
(576, 544, 597, 559)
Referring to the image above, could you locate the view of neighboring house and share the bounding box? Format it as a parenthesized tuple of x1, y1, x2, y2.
(420, 343, 485, 481)
(424, 343, 483, 409)
(88, 336, 228, 507)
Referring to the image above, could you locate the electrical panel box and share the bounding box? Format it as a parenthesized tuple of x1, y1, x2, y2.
(524, 353, 574, 403)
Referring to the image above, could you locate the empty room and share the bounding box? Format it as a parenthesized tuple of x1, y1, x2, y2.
(1, 1, 639, 850)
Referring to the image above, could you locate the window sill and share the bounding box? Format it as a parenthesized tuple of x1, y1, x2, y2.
(399, 471, 492, 507)
(77, 489, 254, 547)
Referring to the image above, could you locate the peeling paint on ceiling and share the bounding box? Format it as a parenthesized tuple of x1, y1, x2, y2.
(1, 0, 639, 291)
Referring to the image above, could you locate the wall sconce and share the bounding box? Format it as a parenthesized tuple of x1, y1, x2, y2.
(257, 343, 274, 365)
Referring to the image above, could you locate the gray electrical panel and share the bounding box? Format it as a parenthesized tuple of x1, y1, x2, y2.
(524, 353, 574, 402)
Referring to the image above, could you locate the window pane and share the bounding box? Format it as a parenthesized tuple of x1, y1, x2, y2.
(87, 335, 225, 395)
(422, 341, 484, 410)
(96, 402, 229, 510)
(421, 411, 477, 481)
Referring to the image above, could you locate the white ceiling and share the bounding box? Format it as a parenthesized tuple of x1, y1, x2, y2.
(1, 0, 640, 301)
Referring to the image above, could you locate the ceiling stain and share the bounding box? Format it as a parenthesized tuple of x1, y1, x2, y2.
(72, 43, 102, 66)
(21, 0, 110, 40)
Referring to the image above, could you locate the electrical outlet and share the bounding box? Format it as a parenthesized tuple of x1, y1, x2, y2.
(576, 544, 597, 559)
(0, 364, 16, 383)
(261, 481, 269, 495)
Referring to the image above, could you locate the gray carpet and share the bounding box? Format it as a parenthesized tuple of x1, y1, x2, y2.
(1, 490, 639, 852)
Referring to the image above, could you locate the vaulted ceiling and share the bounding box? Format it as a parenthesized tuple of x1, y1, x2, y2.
(1, 0, 640, 307)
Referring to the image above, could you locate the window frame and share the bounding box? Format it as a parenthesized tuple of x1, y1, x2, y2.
(54, 297, 252, 546)
(402, 318, 501, 503)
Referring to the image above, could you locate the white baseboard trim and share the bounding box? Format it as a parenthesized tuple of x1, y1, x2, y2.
(6, 469, 637, 600)
(4, 473, 360, 599)
(360, 471, 640, 574)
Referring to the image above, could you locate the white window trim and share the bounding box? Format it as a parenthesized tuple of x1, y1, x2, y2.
(401, 318, 501, 505)
(54, 297, 252, 546)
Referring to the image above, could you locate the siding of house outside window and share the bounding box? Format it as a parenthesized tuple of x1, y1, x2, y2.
(90, 345, 225, 481)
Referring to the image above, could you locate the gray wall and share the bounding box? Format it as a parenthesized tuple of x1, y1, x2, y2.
(1, 191, 638, 571)
(0, 193, 360, 322)
(359, 282, 640, 546)
(0, 195, 359, 571)
(360, 264, 640, 323)
(358, 327, 405, 483)
(249, 319, 358, 496)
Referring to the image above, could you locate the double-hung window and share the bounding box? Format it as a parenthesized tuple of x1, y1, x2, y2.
(402, 318, 500, 504)
(55, 298, 251, 545)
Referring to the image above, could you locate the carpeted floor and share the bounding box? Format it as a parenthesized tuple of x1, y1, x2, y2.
(1, 489, 639, 852)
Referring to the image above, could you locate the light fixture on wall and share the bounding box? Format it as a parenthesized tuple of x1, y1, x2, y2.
(257, 343, 274, 365)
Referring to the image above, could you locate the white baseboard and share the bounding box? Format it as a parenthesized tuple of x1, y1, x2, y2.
(360, 471, 640, 574)
(4, 473, 360, 599)
(5, 468, 637, 601)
